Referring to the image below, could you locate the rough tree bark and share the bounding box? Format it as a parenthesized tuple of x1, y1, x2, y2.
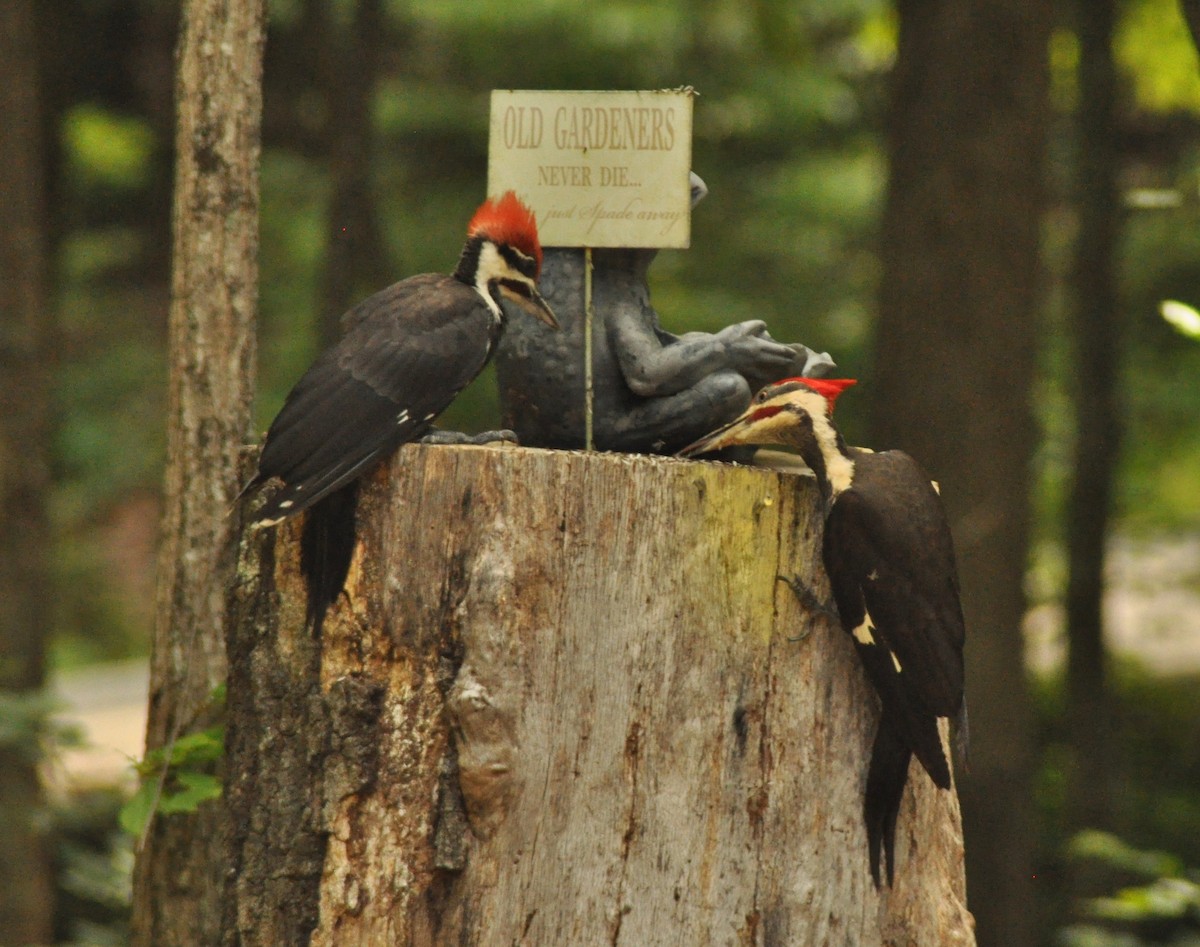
(871, 2, 1052, 945)
(225, 444, 975, 946)
(131, 0, 264, 942)
(0, 0, 56, 941)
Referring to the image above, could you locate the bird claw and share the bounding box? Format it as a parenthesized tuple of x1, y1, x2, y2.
(777, 574, 840, 624)
(420, 428, 519, 446)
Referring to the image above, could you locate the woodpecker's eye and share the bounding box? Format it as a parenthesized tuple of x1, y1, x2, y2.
(498, 244, 538, 280)
(754, 389, 769, 404)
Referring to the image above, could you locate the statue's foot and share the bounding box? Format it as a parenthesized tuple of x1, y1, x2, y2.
(741, 344, 837, 394)
(789, 344, 837, 378)
(420, 429, 519, 446)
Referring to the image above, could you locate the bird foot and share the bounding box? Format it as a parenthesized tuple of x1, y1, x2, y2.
(777, 574, 840, 625)
(420, 428, 519, 446)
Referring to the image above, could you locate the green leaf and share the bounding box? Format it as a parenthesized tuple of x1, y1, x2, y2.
(118, 780, 158, 837)
(158, 772, 222, 815)
(1068, 829, 1184, 878)
(165, 725, 225, 767)
(1161, 299, 1200, 340)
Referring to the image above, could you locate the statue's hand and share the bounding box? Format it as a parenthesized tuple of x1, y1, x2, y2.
(717, 321, 804, 377)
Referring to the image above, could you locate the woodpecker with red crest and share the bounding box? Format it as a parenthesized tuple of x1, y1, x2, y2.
(240, 192, 557, 630)
(680, 377, 966, 887)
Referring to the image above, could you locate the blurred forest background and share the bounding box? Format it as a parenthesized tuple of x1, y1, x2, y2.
(2, 0, 1200, 944)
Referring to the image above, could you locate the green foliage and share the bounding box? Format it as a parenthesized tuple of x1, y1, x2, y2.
(1060, 832, 1200, 946)
(0, 689, 83, 763)
(1037, 664, 1200, 856)
(119, 723, 225, 837)
(119, 686, 226, 838)
(62, 104, 156, 192)
(1111, 197, 1200, 532)
(1070, 831, 1186, 880)
(0, 694, 133, 941)
(54, 788, 133, 947)
(1034, 666, 1200, 944)
(1117, 0, 1200, 114)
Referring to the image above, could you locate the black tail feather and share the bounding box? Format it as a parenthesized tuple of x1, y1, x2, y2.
(864, 721, 912, 887)
(909, 712, 952, 792)
(300, 482, 359, 637)
(953, 698, 970, 776)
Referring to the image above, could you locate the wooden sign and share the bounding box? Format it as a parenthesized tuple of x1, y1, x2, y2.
(488, 90, 694, 249)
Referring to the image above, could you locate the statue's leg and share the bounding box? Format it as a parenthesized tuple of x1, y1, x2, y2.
(602, 369, 751, 454)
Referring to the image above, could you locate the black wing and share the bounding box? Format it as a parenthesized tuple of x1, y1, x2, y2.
(825, 450, 965, 724)
(247, 274, 497, 523)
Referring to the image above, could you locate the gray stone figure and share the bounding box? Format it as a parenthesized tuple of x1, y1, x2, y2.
(495, 174, 835, 454)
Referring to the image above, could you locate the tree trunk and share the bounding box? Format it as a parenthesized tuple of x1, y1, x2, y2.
(225, 444, 975, 946)
(872, 2, 1052, 944)
(131, 0, 264, 942)
(0, 0, 56, 941)
(1065, 0, 1119, 837)
(317, 0, 390, 346)
(1180, 0, 1200, 54)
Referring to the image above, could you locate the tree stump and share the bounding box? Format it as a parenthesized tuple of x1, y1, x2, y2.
(224, 444, 975, 946)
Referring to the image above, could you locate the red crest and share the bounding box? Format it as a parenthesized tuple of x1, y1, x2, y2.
(777, 376, 857, 414)
(468, 191, 543, 274)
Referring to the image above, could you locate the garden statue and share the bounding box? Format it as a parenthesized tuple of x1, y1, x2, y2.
(495, 173, 835, 454)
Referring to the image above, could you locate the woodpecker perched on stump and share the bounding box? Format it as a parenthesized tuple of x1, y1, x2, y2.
(680, 377, 967, 887)
(240, 192, 557, 630)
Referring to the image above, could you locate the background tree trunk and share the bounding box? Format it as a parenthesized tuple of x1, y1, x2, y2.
(317, 0, 390, 345)
(131, 0, 264, 942)
(1065, 0, 1119, 839)
(871, 2, 1052, 944)
(1180, 0, 1200, 53)
(225, 445, 975, 946)
(0, 0, 56, 941)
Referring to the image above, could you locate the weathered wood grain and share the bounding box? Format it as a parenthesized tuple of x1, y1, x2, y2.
(226, 444, 975, 946)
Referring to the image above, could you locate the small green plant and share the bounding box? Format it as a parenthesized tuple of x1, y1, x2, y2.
(118, 724, 224, 836)
(119, 685, 226, 838)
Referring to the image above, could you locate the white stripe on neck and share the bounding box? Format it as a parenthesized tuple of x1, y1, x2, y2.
(811, 409, 854, 496)
(473, 242, 505, 322)
(787, 389, 854, 496)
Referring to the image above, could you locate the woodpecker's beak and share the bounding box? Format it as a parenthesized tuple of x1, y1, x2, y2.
(527, 286, 559, 329)
(677, 410, 763, 457)
(502, 283, 559, 329)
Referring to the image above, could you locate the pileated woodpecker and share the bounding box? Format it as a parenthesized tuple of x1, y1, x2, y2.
(680, 377, 966, 887)
(240, 192, 557, 629)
